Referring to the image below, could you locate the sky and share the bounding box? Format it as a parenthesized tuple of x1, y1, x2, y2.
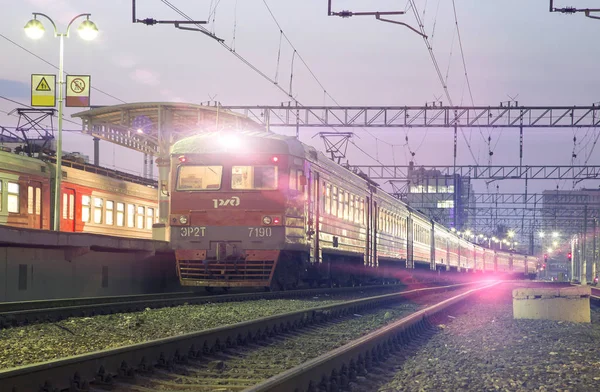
(1, 0, 599, 201)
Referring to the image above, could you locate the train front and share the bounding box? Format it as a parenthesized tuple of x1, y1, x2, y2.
(169, 131, 304, 289)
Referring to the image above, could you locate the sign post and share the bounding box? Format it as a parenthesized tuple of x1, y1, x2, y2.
(66, 75, 91, 107)
(31, 74, 56, 107)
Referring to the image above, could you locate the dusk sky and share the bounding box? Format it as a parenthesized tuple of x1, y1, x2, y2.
(1, 0, 599, 198)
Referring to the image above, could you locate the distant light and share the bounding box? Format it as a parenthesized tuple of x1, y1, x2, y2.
(478, 234, 484, 238)
(552, 232, 559, 238)
(272, 156, 279, 163)
(137, 128, 143, 134)
(483, 237, 488, 241)
(514, 242, 518, 246)
(552, 241, 558, 247)
(539, 232, 545, 238)
(465, 230, 472, 236)
(450, 227, 456, 232)
(507, 230, 515, 238)
(547, 247, 553, 253)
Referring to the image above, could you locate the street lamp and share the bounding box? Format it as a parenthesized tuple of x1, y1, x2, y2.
(24, 13, 98, 231)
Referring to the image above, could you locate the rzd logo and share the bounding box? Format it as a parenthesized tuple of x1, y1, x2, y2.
(212, 196, 240, 209)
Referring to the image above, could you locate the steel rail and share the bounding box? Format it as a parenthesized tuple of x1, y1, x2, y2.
(0, 283, 418, 328)
(0, 282, 475, 391)
(246, 281, 498, 392)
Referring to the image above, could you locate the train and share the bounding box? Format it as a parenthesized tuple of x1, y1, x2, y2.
(168, 131, 538, 290)
(0, 149, 158, 238)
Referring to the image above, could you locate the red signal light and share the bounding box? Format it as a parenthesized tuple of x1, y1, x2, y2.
(179, 155, 187, 163)
(273, 217, 280, 224)
(272, 156, 279, 163)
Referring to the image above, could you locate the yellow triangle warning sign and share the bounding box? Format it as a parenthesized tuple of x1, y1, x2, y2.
(35, 77, 51, 92)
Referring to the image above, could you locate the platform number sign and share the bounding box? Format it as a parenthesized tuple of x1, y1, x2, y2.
(66, 75, 91, 107)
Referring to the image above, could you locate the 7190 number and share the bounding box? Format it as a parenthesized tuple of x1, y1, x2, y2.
(248, 227, 272, 237)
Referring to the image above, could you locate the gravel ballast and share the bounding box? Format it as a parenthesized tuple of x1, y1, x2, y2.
(0, 298, 347, 369)
(377, 283, 600, 392)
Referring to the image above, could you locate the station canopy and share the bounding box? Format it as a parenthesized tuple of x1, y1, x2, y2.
(72, 102, 264, 155)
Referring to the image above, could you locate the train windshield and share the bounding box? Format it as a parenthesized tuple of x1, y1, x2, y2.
(232, 165, 278, 190)
(177, 165, 223, 190)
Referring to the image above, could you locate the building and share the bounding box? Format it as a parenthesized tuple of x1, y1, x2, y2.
(401, 162, 475, 230)
(541, 188, 600, 283)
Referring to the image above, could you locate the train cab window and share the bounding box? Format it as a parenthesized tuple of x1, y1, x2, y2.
(93, 198, 103, 224)
(82, 196, 91, 222)
(116, 203, 125, 227)
(177, 165, 223, 191)
(289, 169, 297, 191)
(106, 201, 114, 225)
(137, 206, 145, 229)
(69, 194, 74, 219)
(146, 208, 154, 229)
(7, 182, 19, 213)
(232, 166, 278, 190)
(28, 186, 34, 214)
(127, 204, 135, 228)
(359, 198, 365, 225)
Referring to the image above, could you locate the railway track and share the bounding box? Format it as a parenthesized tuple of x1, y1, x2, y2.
(0, 282, 487, 391)
(0, 282, 434, 328)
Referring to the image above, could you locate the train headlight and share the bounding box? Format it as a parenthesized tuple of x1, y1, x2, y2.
(179, 215, 188, 225)
(262, 216, 272, 225)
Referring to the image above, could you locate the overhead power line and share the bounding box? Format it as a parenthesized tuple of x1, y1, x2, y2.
(0, 33, 127, 104)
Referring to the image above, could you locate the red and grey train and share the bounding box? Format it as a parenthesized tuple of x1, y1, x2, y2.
(0, 149, 158, 238)
(169, 131, 538, 290)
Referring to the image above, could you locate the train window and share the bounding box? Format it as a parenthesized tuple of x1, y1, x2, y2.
(349, 195, 354, 222)
(177, 165, 223, 191)
(325, 184, 331, 215)
(343, 192, 349, 220)
(137, 206, 145, 229)
(231, 166, 278, 190)
(338, 191, 344, 219)
(106, 201, 114, 225)
(289, 169, 297, 191)
(127, 204, 135, 228)
(28, 186, 34, 214)
(297, 170, 304, 190)
(93, 198, 103, 224)
(36, 188, 41, 215)
(331, 186, 338, 217)
(82, 196, 91, 222)
(360, 199, 365, 225)
(7, 182, 19, 213)
(62, 194, 68, 219)
(116, 203, 125, 227)
(0, 181, 2, 211)
(147, 208, 154, 229)
(68, 194, 74, 219)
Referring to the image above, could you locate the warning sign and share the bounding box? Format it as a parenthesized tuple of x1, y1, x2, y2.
(36, 77, 51, 91)
(31, 74, 56, 107)
(66, 75, 91, 107)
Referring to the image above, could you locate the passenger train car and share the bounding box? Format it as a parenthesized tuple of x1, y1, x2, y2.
(168, 131, 537, 290)
(0, 149, 158, 239)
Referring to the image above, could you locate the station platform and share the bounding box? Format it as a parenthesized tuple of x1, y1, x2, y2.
(0, 226, 179, 302)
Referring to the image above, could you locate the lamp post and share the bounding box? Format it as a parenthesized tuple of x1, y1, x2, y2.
(24, 13, 98, 231)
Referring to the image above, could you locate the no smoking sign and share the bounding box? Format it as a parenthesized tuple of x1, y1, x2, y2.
(66, 75, 91, 107)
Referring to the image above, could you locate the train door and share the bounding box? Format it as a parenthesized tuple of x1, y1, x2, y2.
(61, 188, 76, 232)
(27, 182, 43, 229)
(406, 214, 414, 269)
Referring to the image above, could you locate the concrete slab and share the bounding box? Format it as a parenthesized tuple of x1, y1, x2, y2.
(512, 286, 591, 323)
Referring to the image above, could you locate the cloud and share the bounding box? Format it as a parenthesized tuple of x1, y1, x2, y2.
(0, 79, 30, 99)
(113, 55, 137, 69)
(129, 68, 160, 86)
